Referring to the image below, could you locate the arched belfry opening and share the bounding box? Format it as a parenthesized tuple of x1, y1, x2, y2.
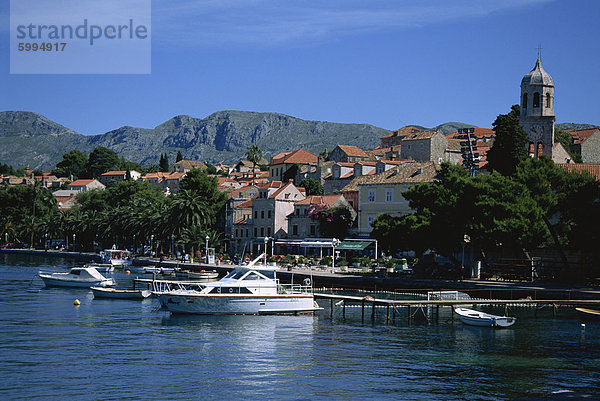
(533, 92, 540, 108)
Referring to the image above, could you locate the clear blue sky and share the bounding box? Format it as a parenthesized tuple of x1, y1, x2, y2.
(1, 0, 599, 135)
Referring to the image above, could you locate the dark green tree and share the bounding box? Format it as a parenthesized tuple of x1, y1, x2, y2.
(53, 149, 88, 179)
(178, 168, 228, 227)
(87, 147, 120, 178)
(486, 105, 529, 176)
(298, 178, 323, 195)
(176, 151, 183, 162)
(159, 153, 170, 172)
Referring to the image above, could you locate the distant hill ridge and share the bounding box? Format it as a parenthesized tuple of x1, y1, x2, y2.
(0, 110, 596, 170)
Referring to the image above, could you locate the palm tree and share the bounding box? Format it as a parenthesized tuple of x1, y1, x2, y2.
(245, 144, 263, 185)
(170, 190, 211, 234)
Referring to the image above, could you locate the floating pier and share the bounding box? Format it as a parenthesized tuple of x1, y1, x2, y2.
(313, 292, 600, 324)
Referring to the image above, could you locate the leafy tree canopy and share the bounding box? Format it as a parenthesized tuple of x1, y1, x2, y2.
(486, 105, 529, 176)
(53, 149, 88, 179)
(87, 147, 120, 178)
(298, 178, 323, 195)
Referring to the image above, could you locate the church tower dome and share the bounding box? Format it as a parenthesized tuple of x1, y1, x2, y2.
(519, 58, 556, 159)
(520, 58, 554, 118)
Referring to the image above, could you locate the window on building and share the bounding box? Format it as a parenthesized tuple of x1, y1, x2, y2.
(385, 189, 393, 202)
(260, 227, 264, 237)
(522, 93, 528, 109)
(267, 227, 271, 236)
(368, 215, 375, 227)
(245, 229, 249, 237)
(310, 225, 316, 235)
(236, 229, 239, 237)
(368, 189, 376, 202)
(254, 227, 257, 237)
(533, 92, 540, 108)
(545, 92, 551, 108)
(268, 210, 271, 219)
(296, 209, 300, 216)
(261, 210, 264, 219)
(292, 225, 298, 235)
(254, 211, 258, 219)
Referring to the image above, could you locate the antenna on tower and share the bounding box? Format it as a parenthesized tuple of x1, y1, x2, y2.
(537, 44, 542, 60)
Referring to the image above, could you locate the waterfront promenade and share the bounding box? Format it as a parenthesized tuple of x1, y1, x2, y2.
(3, 248, 599, 300)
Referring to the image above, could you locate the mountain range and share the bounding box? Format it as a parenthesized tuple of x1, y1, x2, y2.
(0, 110, 596, 171)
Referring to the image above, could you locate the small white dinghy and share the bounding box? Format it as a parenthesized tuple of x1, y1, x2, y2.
(91, 287, 152, 300)
(454, 307, 516, 328)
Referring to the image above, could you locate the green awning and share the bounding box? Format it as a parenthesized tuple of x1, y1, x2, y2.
(336, 241, 371, 251)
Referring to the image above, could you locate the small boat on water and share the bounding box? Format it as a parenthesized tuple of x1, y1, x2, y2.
(454, 307, 516, 328)
(576, 307, 600, 320)
(155, 254, 321, 315)
(91, 287, 151, 300)
(175, 270, 219, 281)
(39, 266, 116, 288)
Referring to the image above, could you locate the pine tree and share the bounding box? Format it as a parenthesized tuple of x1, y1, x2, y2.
(176, 151, 183, 162)
(160, 153, 170, 172)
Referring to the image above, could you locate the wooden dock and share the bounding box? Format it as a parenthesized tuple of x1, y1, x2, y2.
(313, 293, 600, 323)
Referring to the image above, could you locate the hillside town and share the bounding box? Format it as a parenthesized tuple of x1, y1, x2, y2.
(1, 59, 600, 278)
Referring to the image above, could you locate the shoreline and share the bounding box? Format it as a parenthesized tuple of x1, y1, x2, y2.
(2, 248, 599, 298)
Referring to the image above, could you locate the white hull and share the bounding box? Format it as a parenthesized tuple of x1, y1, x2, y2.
(158, 293, 320, 315)
(39, 275, 115, 288)
(454, 308, 516, 328)
(91, 287, 151, 299)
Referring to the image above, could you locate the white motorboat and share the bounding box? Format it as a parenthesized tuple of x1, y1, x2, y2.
(91, 287, 151, 300)
(454, 307, 516, 328)
(100, 249, 133, 268)
(155, 255, 321, 315)
(39, 266, 116, 288)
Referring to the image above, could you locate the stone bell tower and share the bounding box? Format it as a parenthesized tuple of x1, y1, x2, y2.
(519, 58, 555, 158)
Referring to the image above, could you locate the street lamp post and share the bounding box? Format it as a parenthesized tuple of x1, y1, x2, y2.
(73, 234, 76, 253)
(133, 234, 136, 256)
(205, 235, 210, 264)
(332, 238, 340, 273)
(171, 234, 175, 259)
(150, 235, 154, 257)
(264, 236, 268, 267)
(44, 233, 48, 251)
(4, 232, 7, 244)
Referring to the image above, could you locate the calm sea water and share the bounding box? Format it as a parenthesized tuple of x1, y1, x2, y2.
(1, 253, 599, 400)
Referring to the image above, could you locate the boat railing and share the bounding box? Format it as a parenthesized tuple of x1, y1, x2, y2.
(278, 283, 313, 294)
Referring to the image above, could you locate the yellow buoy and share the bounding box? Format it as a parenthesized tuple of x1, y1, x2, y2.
(125, 270, 130, 275)
(74, 299, 81, 306)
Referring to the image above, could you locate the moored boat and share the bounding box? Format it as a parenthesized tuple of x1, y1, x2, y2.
(454, 307, 516, 328)
(174, 269, 219, 281)
(39, 266, 116, 288)
(155, 255, 320, 315)
(91, 287, 151, 300)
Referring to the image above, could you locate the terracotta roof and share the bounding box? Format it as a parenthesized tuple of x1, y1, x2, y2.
(234, 198, 254, 208)
(556, 163, 600, 182)
(227, 185, 258, 199)
(101, 171, 127, 176)
(295, 194, 345, 207)
(356, 161, 377, 166)
(233, 218, 250, 225)
(402, 130, 441, 141)
(382, 125, 423, 139)
(565, 128, 600, 144)
(166, 172, 185, 180)
(269, 148, 318, 166)
(337, 162, 356, 167)
(336, 145, 368, 158)
(378, 160, 410, 165)
(258, 181, 283, 190)
(143, 172, 170, 179)
(268, 182, 292, 199)
(340, 161, 438, 191)
(68, 179, 96, 186)
(174, 160, 207, 169)
(446, 127, 495, 139)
